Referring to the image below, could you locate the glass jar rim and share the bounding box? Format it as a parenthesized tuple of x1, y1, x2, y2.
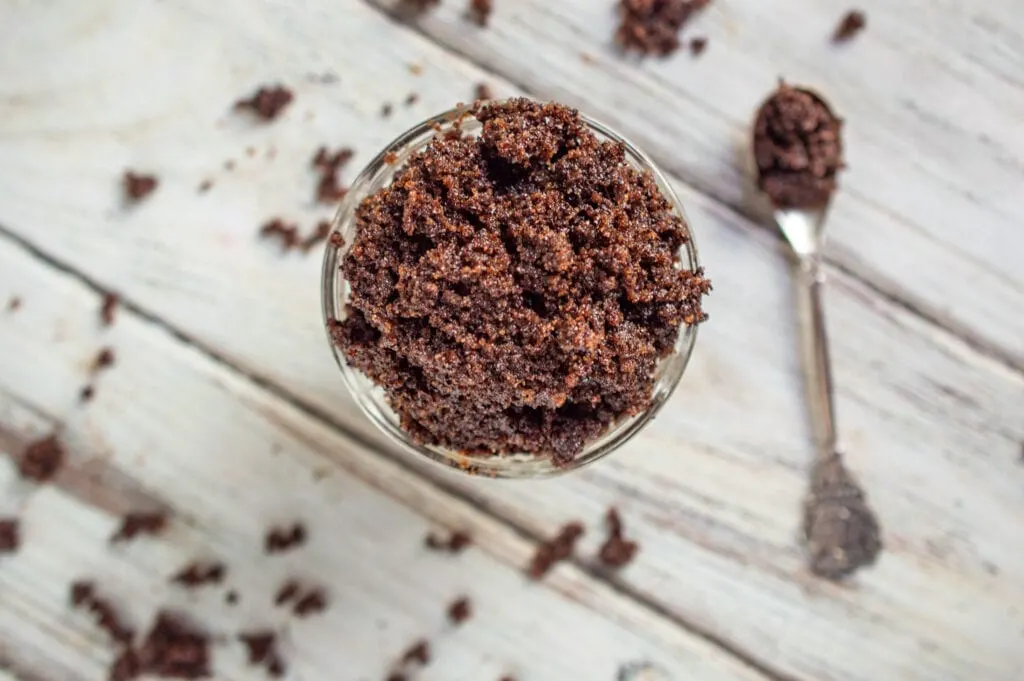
(321, 101, 702, 479)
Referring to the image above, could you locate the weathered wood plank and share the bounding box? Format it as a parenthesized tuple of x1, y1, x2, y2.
(0, 236, 768, 681)
(364, 0, 1024, 369)
(0, 2, 1022, 681)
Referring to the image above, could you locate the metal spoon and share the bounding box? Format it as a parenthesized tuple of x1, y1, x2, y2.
(754, 87, 882, 581)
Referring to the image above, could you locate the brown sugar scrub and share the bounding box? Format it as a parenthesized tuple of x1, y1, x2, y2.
(330, 98, 710, 464)
(753, 83, 844, 208)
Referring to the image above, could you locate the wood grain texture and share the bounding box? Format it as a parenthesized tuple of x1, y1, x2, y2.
(0, 2, 1022, 681)
(0, 237, 767, 681)
(366, 0, 1024, 369)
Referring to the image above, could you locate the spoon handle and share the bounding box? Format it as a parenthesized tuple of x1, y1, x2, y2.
(795, 257, 838, 457)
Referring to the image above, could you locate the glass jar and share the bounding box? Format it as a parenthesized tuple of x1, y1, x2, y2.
(321, 103, 702, 479)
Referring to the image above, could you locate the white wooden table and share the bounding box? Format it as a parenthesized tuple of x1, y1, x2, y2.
(1, 1, 1022, 680)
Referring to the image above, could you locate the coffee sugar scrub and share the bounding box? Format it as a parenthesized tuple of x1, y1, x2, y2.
(325, 98, 710, 470)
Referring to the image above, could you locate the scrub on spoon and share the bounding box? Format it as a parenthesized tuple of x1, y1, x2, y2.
(753, 82, 882, 580)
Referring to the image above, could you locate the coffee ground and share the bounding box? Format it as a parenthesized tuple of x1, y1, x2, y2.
(239, 630, 286, 678)
(20, 434, 65, 483)
(100, 293, 119, 327)
(110, 511, 168, 543)
(235, 85, 294, 121)
(425, 529, 472, 553)
(598, 507, 639, 568)
(0, 518, 19, 554)
(833, 10, 866, 42)
(264, 522, 307, 553)
(447, 596, 472, 624)
(474, 83, 494, 101)
(616, 0, 711, 57)
(402, 640, 431, 666)
(171, 561, 227, 588)
(7, 296, 21, 312)
(69, 581, 136, 645)
(123, 172, 158, 202)
(93, 347, 116, 372)
(134, 611, 211, 679)
(689, 36, 708, 57)
(527, 521, 584, 579)
(467, 0, 492, 26)
(333, 99, 710, 462)
(312, 146, 355, 203)
(753, 83, 844, 208)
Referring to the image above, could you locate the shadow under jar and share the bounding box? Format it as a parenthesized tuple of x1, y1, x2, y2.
(322, 99, 710, 479)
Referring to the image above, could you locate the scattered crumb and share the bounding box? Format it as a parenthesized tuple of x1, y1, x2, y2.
(425, 529, 472, 554)
(171, 561, 227, 588)
(19, 433, 65, 483)
(92, 347, 116, 373)
(240, 630, 287, 678)
(527, 521, 584, 579)
(0, 518, 19, 554)
(467, 0, 492, 26)
(225, 590, 240, 606)
(134, 611, 211, 679)
(235, 84, 295, 121)
(499, 677, 516, 681)
(7, 296, 21, 312)
(265, 522, 307, 553)
(100, 292, 119, 327)
(405, 92, 419, 106)
(260, 219, 301, 252)
(69, 580, 136, 645)
(198, 179, 213, 193)
(447, 596, 472, 625)
(387, 675, 408, 681)
(408, 63, 424, 76)
(381, 103, 394, 118)
(833, 10, 866, 42)
(292, 588, 328, 618)
(400, 0, 439, 11)
(329, 232, 345, 249)
(690, 36, 708, 56)
(402, 640, 431, 666)
(110, 511, 168, 543)
(474, 83, 494, 101)
(274, 579, 301, 606)
(616, 0, 711, 57)
(312, 146, 355, 203)
(123, 171, 158, 202)
(80, 385, 95, 403)
(598, 508, 639, 568)
(109, 648, 140, 681)
(384, 151, 400, 165)
(224, 159, 236, 171)
(301, 221, 333, 253)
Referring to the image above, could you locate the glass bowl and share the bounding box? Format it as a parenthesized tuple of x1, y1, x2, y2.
(321, 103, 702, 479)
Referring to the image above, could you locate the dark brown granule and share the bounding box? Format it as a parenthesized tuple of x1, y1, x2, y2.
(467, 0, 492, 26)
(302, 221, 333, 253)
(333, 98, 710, 462)
(134, 611, 211, 679)
(527, 521, 584, 579)
(598, 507, 639, 568)
(198, 179, 213, 193)
(381, 103, 394, 118)
(329, 231, 346, 249)
(235, 85, 294, 121)
(402, 640, 431, 666)
(93, 347, 116, 372)
(400, 0, 440, 10)
(405, 93, 419, 106)
(499, 677, 516, 681)
(833, 10, 866, 42)
(69, 580, 136, 645)
(689, 36, 708, 56)
(123, 171, 158, 202)
(80, 385, 95, 403)
(753, 83, 844, 209)
(274, 579, 301, 606)
(447, 596, 472, 624)
(110, 511, 168, 543)
(292, 588, 328, 617)
(616, 0, 712, 57)
(225, 590, 239, 605)
(474, 83, 494, 101)
(260, 219, 301, 252)
(171, 561, 226, 588)
(425, 529, 472, 553)
(384, 151, 400, 165)
(804, 454, 882, 580)
(19, 434, 65, 482)
(387, 675, 407, 681)
(100, 293, 118, 327)
(110, 649, 141, 681)
(312, 146, 355, 203)
(0, 518, 19, 554)
(7, 296, 21, 312)
(264, 522, 307, 553)
(240, 630, 286, 678)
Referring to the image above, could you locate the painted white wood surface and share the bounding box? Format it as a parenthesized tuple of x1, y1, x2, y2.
(0, 2, 1022, 681)
(0, 239, 767, 681)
